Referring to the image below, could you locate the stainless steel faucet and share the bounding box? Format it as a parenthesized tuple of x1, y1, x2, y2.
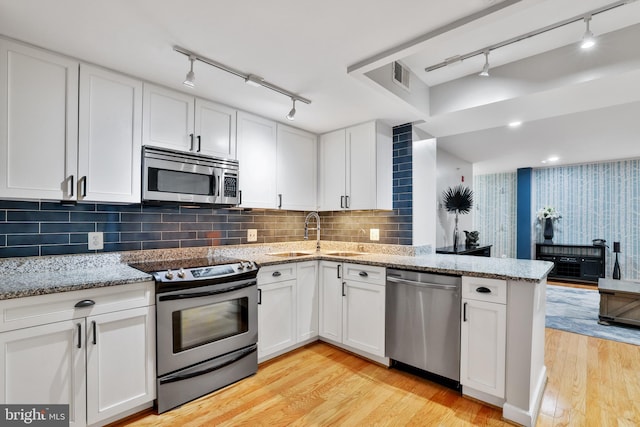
(304, 211, 321, 251)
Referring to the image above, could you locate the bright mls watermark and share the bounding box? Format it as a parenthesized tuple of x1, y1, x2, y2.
(0, 405, 68, 426)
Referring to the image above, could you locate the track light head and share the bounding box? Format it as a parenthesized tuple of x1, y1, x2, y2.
(183, 56, 196, 88)
(580, 15, 596, 49)
(479, 51, 490, 77)
(286, 99, 296, 121)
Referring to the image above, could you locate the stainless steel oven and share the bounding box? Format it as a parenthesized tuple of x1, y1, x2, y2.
(142, 145, 239, 206)
(131, 258, 258, 413)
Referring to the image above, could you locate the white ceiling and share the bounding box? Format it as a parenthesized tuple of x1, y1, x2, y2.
(1, 0, 639, 174)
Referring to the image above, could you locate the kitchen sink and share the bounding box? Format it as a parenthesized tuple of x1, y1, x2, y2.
(266, 251, 314, 257)
(324, 251, 364, 257)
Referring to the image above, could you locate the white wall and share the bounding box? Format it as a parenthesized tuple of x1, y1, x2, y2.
(436, 148, 473, 248)
(412, 137, 437, 246)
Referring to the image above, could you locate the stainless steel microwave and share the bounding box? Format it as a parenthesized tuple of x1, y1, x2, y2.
(142, 146, 239, 206)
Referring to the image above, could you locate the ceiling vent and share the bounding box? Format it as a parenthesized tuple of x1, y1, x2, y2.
(392, 61, 410, 91)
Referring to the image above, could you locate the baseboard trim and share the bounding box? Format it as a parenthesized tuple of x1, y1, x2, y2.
(503, 365, 548, 427)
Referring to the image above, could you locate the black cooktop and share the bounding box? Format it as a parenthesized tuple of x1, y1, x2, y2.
(128, 255, 242, 274)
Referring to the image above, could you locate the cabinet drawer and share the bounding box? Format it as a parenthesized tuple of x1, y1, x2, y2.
(258, 263, 297, 285)
(0, 281, 154, 332)
(343, 264, 385, 286)
(462, 277, 507, 304)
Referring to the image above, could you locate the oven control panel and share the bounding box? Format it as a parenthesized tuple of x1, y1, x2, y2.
(154, 261, 257, 283)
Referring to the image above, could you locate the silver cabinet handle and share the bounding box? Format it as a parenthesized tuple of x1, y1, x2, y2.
(81, 176, 87, 198)
(359, 271, 368, 277)
(463, 302, 468, 322)
(272, 271, 281, 277)
(340, 196, 345, 208)
(189, 133, 195, 151)
(337, 264, 342, 279)
(69, 175, 75, 197)
(258, 288, 262, 305)
(92, 320, 97, 345)
(278, 194, 282, 208)
(476, 286, 492, 293)
(342, 282, 346, 297)
(197, 135, 201, 152)
(345, 195, 350, 209)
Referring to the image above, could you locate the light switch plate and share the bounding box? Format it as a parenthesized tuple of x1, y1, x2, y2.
(88, 232, 104, 250)
(370, 228, 380, 241)
(247, 229, 257, 242)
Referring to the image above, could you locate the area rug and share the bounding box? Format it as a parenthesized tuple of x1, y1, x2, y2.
(545, 285, 640, 346)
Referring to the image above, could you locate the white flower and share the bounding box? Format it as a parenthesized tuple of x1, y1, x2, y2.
(537, 206, 561, 221)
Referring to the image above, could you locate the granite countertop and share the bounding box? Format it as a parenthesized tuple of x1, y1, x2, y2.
(0, 254, 152, 300)
(0, 242, 554, 300)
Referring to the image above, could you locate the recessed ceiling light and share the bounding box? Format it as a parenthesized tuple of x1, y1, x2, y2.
(508, 121, 522, 128)
(541, 156, 560, 164)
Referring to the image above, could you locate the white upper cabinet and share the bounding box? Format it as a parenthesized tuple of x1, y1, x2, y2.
(276, 124, 317, 211)
(236, 111, 278, 208)
(195, 99, 237, 159)
(143, 83, 236, 159)
(0, 39, 78, 200)
(319, 120, 392, 211)
(78, 64, 142, 203)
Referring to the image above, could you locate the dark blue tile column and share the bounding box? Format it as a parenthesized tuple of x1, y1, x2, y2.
(516, 168, 532, 259)
(393, 123, 412, 245)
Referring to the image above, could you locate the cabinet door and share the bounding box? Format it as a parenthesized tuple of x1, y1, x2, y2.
(0, 40, 78, 200)
(195, 99, 236, 159)
(236, 111, 277, 208)
(276, 124, 317, 211)
(0, 320, 86, 427)
(297, 261, 319, 342)
(142, 83, 194, 152)
(86, 306, 155, 425)
(258, 279, 296, 360)
(318, 261, 343, 342)
(78, 64, 142, 203)
(318, 129, 346, 211)
(460, 299, 506, 398)
(347, 121, 377, 210)
(343, 280, 385, 357)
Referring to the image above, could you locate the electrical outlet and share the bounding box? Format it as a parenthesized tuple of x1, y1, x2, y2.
(370, 228, 380, 241)
(88, 232, 104, 250)
(247, 229, 257, 242)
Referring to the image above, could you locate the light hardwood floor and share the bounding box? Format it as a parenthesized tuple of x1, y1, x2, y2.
(112, 333, 639, 426)
(113, 283, 640, 426)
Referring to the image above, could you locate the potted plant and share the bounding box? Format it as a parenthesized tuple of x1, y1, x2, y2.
(536, 206, 561, 243)
(442, 185, 473, 251)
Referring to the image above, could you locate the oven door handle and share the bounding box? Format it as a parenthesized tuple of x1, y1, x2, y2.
(158, 280, 257, 301)
(158, 344, 257, 385)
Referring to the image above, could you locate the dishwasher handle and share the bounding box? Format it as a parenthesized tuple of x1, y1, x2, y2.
(386, 276, 458, 291)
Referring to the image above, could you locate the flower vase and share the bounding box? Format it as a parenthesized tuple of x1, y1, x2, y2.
(543, 217, 554, 244)
(453, 214, 459, 252)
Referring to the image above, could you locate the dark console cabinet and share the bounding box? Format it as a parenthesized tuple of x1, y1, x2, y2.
(536, 244, 605, 284)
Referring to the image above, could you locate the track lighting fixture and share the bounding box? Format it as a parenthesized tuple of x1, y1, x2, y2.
(424, 0, 630, 74)
(286, 99, 296, 121)
(174, 46, 311, 119)
(580, 15, 596, 49)
(183, 55, 195, 88)
(479, 51, 490, 77)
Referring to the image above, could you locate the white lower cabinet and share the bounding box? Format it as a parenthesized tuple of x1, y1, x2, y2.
(86, 307, 155, 425)
(319, 261, 386, 361)
(460, 277, 507, 401)
(0, 282, 155, 427)
(0, 319, 86, 426)
(257, 261, 319, 362)
(257, 269, 297, 360)
(296, 261, 318, 342)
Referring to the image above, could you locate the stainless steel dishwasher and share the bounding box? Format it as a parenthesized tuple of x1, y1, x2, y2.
(385, 269, 461, 387)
